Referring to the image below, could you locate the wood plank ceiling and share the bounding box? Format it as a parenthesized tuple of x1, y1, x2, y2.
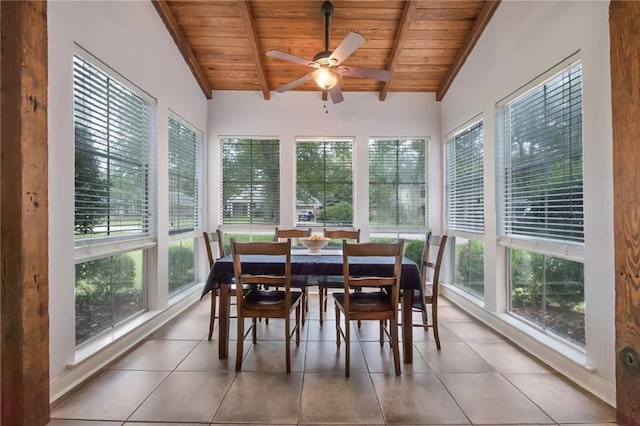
(153, 0, 500, 101)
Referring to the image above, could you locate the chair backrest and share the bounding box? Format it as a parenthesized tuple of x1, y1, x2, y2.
(342, 239, 404, 310)
(274, 227, 312, 245)
(323, 228, 361, 242)
(421, 233, 448, 300)
(230, 239, 293, 307)
(203, 229, 226, 268)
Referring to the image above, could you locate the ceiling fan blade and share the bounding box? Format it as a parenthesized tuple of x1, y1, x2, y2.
(341, 66, 392, 81)
(274, 72, 314, 93)
(329, 32, 366, 65)
(328, 84, 344, 104)
(265, 50, 317, 68)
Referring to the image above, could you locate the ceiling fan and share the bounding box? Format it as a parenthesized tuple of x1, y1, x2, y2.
(265, 0, 392, 104)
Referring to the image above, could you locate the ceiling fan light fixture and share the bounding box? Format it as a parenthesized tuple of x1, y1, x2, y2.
(312, 67, 340, 90)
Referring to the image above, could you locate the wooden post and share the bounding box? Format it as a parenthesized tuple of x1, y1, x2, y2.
(1, 1, 50, 425)
(610, 1, 640, 425)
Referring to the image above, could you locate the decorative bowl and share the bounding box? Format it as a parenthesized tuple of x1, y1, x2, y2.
(300, 236, 330, 253)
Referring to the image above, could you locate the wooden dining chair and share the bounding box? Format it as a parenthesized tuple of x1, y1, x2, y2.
(411, 233, 448, 350)
(274, 227, 312, 322)
(203, 230, 227, 340)
(318, 228, 360, 325)
(231, 238, 302, 372)
(334, 239, 404, 377)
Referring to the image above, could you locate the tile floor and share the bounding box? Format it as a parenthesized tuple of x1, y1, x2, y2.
(49, 294, 617, 425)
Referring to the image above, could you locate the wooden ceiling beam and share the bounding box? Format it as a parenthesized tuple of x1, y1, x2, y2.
(436, 0, 501, 101)
(151, 0, 212, 99)
(238, 0, 270, 100)
(379, 0, 418, 101)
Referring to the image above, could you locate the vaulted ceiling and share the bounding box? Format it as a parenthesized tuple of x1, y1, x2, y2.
(152, 0, 500, 101)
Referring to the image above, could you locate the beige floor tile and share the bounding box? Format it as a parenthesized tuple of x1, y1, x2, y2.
(238, 339, 307, 372)
(128, 371, 234, 423)
(468, 341, 554, 373)
(442, 319, 504, 342)
(47, 421, 120, 426)
(51, 370, 168, 421)
(360, 341, 433, 374)
(439, 372, 554, 424)
(304, 340, 367, 374)
(300, 372, 384, 424)
(504, 372, 616, 423)
(437, 305, 476, 321)
(124, 423, 204, 425)
(175, 339, 246, 372)
(250, 316, 307, 341)
(214, 372, 303, 423)
(111, 339, 198, 371)
(408, 320, 463, 344)
(415, 341, 495, 373)
(371, 373, 469, 424)
(149, 300, 210, 340)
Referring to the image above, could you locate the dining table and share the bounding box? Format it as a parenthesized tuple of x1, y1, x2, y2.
(202, 247, 423, 363)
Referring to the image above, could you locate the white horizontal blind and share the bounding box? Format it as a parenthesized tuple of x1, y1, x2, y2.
(296, 138, 353, 227)
(73, 54, 153, 244)
(369, 138, 427, 231)
(168, 116, 203, 234)
(221, 138, 280, 225)
(446, 121, 485, 234)
(497, 62, 583, 244)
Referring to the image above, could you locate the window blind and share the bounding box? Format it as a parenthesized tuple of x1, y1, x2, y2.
(73, 54, 153, 243)
(296, 138, 353, 227)
(168, 116, 202, 234)
(369, 139, 427, 231)
(497, 62, 583, 244)
(446, 121, 485, 234)
(221, 138, 280, 225)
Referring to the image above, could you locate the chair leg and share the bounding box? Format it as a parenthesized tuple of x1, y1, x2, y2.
(319, 286, 325, 326)
(345, 315, 351, 377)
(236, 317, 244, 371)
(295, 304, 301, 345)
(335, 304, 340, 347)
(252, 318, 258, 344)
(421, 308, 429, 331)
(391, 318, 401, 376)
(208, 290, 217, 341)
(285, 313, 291, 373)
(432, 305, 441, 350)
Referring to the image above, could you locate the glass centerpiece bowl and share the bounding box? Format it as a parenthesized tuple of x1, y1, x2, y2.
(300, 235, 330, 254)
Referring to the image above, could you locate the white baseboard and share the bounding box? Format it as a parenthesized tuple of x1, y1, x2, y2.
(441, 284, 616, 407)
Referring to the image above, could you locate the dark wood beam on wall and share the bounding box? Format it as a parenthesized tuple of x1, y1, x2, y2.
(436, 0, 501, 101)
(1, 1, 50, 424)
(151, 0, 212, 99)
(238, 0, 270, 100)
(379, 0, 418, 102)
(610, 1, 640, 425)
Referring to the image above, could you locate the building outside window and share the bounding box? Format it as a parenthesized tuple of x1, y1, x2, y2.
(497, 58, 585, 347)
(73, 51, 156, 345)
(168, 115, 203, 294)
(296, 138, 354, 228)
(369, 138, 428, 263)
(221, 137, 280, 242)
(445, 120, 485, 298)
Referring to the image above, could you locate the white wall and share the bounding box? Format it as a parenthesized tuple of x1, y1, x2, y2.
(207, 91, 442, 236)
(441, 1, 614, 404)
(48, 0, 207, 381)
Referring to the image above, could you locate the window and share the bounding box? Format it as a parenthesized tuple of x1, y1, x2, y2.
(296, 138, 353, 227)
(168, 116, 202, 294)
(73, 51, 155, 345)
(368, 138, 427, 232)
(497, 58, 584, 346)
(168, 115, 203, 235)
(74, 55, 154, 243)
(221, 138, 280, 225)
(445, 120, 485, 297)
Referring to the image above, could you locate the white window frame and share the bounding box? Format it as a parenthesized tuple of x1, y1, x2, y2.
(496, 54, 584, 262)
